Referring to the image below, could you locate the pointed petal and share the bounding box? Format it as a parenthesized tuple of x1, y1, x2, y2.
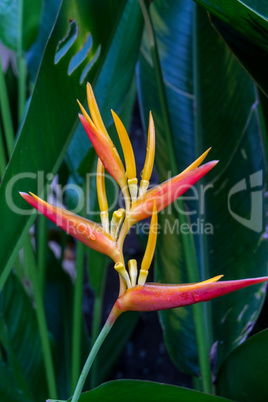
(141, 111, 155, 182)
(79, 114, 126, 189)
(86, 83, 111, 142)
(182, 148, 211, 173)
(111, 110, 136, 180)
(115, 277, 268, 312)
(130, 160, 218, 223)
(19, 192, 121, 263)
(77, 99, 96, 129)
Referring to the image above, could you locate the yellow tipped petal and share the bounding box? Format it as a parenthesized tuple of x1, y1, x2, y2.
(77, 99, 95, 128)
(111, 208, 125, 240)
(141, 112, 155, 182)
(128, 259, 138, 287)
(200, 275, 224, 284)
(182, 148, 212, 173)
(114, 262, 131, 288)
(111, 110, 136, 180)
(138, 201, 158, 285)
(86, 83, 111, 142)
(97, 158, 108, 212)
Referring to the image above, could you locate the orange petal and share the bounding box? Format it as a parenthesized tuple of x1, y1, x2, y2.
(19, 192, 121, 263)
(114, 276, 268, 313)
(79, 114, 126, 190)
(130, 160, 218, 223)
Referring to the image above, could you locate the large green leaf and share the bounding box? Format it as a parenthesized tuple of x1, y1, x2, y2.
(208, 15, 268, 97)
(137, 0, 267, 376)
(0, 0, 43, 51)
(217, 329, 268, 401)
(66, 1, 143, 178)
(194, 0, 268, 52)
(67, 380, 230, 401)
(0, 0, 141, 289)
(0, 273, 48, 401)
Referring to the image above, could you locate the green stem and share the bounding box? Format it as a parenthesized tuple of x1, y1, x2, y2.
(71, 240, 85, 393)
(17, 0, 26, 121)
(71, 316, 115, 402)
(0, 58, 15, 156)
(24, 236, 58, 398)
(89, 260, 108, 388)
(139, 0, 212, 393)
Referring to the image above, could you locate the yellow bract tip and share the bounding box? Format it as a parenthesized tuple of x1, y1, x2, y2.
(141, 111, 155, 182)
(86, 83, 110, 142)
(111, 110, 136, 180)
(182, 148, 212, 173)
(77, 99, 95, 128)
(200, 275, 224, 284)
(139, 201, 158, 282)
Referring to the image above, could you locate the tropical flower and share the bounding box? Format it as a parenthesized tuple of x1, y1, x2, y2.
(20, 82, 268, 316)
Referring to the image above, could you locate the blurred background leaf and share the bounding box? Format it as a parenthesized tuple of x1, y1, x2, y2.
(216, 329, 268, 401)
(136, 0, 267, 378)
(0, 273, 48, 401)
(194, 0, 268, 52)
(0, 0, 42, 51)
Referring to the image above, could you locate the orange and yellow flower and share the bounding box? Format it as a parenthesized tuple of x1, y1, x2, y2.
(21, 83, 268, 316)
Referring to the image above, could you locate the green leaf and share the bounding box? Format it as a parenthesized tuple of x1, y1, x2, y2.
(0, 360, 31, 402)
(0, 0, 43, 51)
(67, 380, 231, 401)
(137, 0, 267, 376)
(27, 0, 61, 81)
(194, 0, 268, 52)
(0, 273, 48, 401)
(66, 0, 143, 179)
(0, 0, 138, 290)
(217, 329, 268, 401)
(209, 15, 268, 97)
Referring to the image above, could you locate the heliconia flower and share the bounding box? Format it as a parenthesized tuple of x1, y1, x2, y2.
(108, 276, 268, 323)
(20, 84, 268, 401)
(19, 192, 122, 264)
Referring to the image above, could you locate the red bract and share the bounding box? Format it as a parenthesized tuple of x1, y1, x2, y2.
(19, 192, 122, 264)
(129, 160, 218, 224)
(112, 276, 268, 318)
